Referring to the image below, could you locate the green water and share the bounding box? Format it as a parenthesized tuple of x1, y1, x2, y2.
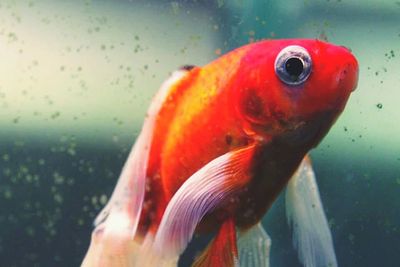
(0, 1, 399, 266)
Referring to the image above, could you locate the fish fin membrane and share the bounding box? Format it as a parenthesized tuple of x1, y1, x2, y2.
(81, 70, 189, 266)
(153, 145, 257, 260)
(237, 223, 271, 267)
(81, 230, 179, 267)
(285, 156, 338, 267)
(192, 219, 239, 267)
(133, 233, 179, 267)
(81, 222, 139, 267)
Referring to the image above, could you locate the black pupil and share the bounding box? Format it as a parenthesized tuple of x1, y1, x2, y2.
(285, 57, 304, 78)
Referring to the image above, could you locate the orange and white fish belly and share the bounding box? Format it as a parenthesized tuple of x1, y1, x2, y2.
(82, 39, 358, 267)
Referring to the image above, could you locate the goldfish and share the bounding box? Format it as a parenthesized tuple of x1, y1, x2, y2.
(82, 39, 358, 267)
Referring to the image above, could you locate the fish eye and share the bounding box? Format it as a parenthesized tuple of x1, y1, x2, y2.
(274, 45, 312, 86)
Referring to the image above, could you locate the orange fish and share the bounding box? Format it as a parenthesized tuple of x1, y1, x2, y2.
(82, 39, 358, 267)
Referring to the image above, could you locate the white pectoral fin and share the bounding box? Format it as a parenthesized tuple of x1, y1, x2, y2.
(82, 70, 189, 267)
(237, 223, 271, 267)
(153, 145, 257, 261)
(285, 156, 337, 267)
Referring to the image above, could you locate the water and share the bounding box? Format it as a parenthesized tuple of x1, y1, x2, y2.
(0, 1, 399, 266)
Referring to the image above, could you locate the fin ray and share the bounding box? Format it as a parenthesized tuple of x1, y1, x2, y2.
(82, 70, 189, 266)
(237, 223, 271, 267)
(285, 156, 337, 267)
(153, 145, 257, 260)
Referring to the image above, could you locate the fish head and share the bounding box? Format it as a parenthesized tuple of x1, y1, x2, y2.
(233, 39, 358, 146)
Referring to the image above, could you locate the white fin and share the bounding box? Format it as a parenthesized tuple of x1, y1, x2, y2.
(237, 223, 271, 267)
(81, 70, 188, 267)
(285, 156, 337, 267)
(94, 70, 189, 229)
(153, 145, 257, 261)
(133, 233, 178, 267)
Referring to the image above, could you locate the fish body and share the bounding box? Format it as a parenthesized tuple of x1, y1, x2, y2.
(144, 39, 357, 233)
(82, 39, 358, 267)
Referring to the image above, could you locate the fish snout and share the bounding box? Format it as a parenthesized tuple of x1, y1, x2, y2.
(338, 48, 359, 93)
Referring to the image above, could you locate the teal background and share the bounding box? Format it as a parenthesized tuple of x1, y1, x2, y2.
(0, 1, 399, 266)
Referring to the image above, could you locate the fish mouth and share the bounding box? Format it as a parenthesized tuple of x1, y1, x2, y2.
(330, 44, 359, 95)
(335, 56, 359, 95)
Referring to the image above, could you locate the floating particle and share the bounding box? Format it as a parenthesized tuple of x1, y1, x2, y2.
(67, 148, 76, 156)
(99, 194, 108, 205)
(54, 193, 63, 204)
(4, 188, 13, 199)
(376, 103, 383, 109)
(25, 226, 35, 237)
(77, 218, 85, 226)
(51, 111, 61, 119)
(91, 196, 98, 205)
(53, 172, 65, 185)
(13, 117, 20, 123)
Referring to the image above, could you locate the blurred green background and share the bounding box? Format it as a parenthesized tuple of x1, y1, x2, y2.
(0, 0, 399, 266)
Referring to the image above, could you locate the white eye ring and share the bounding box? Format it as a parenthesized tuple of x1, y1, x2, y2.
(274, 45, 312, 86)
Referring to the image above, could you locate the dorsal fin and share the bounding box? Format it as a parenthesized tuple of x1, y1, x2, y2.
(81, 69, 190, 267)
